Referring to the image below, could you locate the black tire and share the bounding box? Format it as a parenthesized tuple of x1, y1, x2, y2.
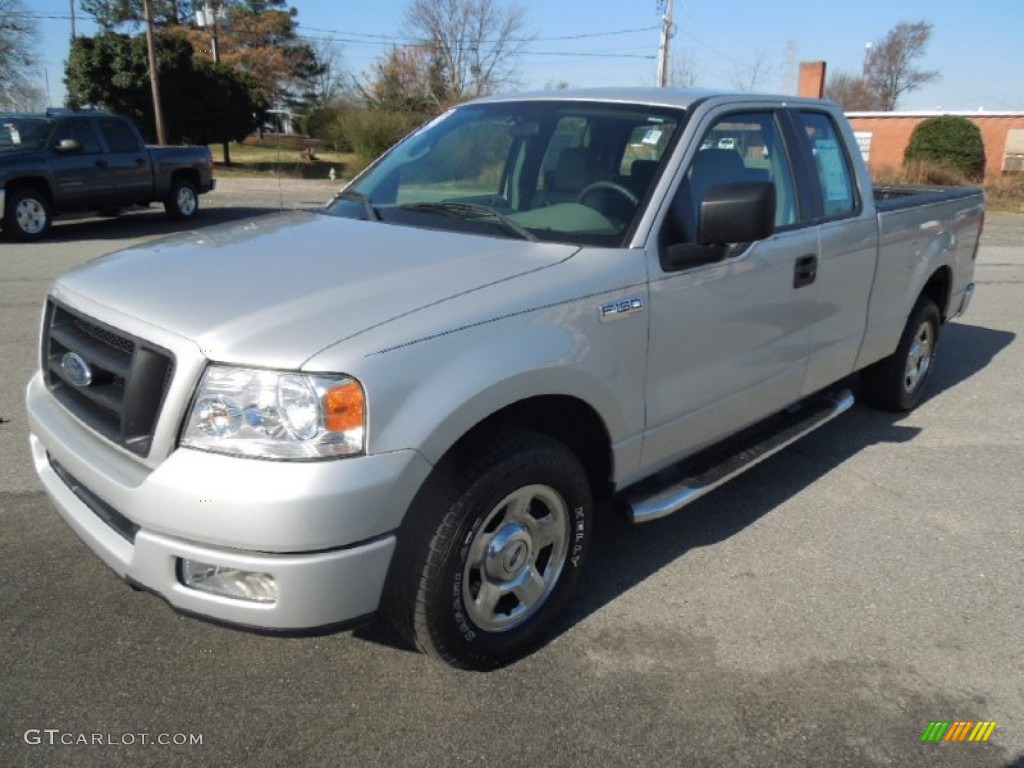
(3, 187, 52, 241)
(384, 426, 593, 670)
(861, 296, 941, 412)
(164, 178, 199, 221)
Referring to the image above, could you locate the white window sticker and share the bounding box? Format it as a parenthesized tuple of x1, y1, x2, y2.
(814, 139, 851, 202)
(641, 128, 663, 145)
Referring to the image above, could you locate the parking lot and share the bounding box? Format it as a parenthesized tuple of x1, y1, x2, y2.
(1, 178, 1022, 767)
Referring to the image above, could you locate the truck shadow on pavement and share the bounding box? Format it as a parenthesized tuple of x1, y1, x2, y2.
(570, 320, 1015, 634)
(356, 321, 1014, 657)
(42, 206, 302, 243)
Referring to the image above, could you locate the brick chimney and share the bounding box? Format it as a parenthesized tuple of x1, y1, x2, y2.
(797, 61, 827, 98)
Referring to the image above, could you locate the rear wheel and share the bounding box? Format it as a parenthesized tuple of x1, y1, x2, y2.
(3, 187, 51, 241)
(385, 427, 593, 670)
(861, 297, 941, 412)
(164, 178, 198, 221)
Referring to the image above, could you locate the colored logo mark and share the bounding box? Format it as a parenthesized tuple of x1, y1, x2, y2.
(920, 721, 996, 743)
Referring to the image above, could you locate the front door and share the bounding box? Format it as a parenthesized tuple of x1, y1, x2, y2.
(642, 108, 820, 471)
(48, 119, 111, 210)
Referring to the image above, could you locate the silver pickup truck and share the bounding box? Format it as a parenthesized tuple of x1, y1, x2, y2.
(26, 90, 983, 669)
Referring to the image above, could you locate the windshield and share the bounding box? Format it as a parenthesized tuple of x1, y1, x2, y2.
(325, 100, 685, 247)
(0, 117, 54, 151)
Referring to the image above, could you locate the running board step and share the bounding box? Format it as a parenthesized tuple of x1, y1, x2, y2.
(623, 389, 855, 523)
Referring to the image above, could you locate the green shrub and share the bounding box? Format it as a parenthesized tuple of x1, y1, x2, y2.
(306, 104, 352, 152)
(904, 115, 986, 182)
(337, 107, 426, 164)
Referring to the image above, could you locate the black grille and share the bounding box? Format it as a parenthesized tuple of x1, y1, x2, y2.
(49, 455, 139, 543)
(43, 300, 174, 457)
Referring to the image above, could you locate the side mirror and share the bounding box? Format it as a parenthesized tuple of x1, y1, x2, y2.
(698, 181, 775, 245)
(56, 138, 82, 153)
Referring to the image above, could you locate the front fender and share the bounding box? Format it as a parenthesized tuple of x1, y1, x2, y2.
(367, 317, 641, 465)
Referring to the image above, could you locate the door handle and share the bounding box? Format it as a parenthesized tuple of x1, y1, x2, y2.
(793, 254, 818, 289)
(95, 160, 108, 168)
(135, 157, 145, 165)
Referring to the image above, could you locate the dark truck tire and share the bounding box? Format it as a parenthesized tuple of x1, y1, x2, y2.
(384, 426, 593, 670)
(861, 296, 941, 412)
(164, 178, 199, 221)
(3, 187, 52, 241)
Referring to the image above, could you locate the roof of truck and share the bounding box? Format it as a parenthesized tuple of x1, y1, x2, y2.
(471, 87, 839, 111)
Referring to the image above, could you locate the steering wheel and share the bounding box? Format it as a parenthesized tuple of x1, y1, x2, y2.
(577, 180, 639, 208)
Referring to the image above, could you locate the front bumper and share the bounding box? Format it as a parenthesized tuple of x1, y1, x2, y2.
(27, 372, 433, 630)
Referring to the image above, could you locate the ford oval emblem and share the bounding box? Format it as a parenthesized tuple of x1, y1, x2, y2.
(60, 352, 93, 388)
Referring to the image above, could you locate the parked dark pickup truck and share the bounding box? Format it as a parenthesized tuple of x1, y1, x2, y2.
(0, 110, 215, 241)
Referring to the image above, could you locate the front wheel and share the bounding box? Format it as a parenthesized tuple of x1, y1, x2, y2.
(861, 296, 941, 412)
(3, 187, 52, 241)
(385, 427, 593, 670)
(164, 178, 198, 221)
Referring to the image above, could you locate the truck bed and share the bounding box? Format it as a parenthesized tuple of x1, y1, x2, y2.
(873, 184, 983, 212)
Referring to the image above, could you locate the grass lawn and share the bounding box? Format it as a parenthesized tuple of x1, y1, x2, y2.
(210, 142, 365, 181)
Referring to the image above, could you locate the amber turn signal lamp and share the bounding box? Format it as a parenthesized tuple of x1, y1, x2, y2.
(323, 380, 364, 433)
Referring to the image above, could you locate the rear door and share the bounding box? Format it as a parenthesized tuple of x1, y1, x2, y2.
(788, 109, 879, 395)
(642, 107, 820, 470)
(94, 118, 152, 205)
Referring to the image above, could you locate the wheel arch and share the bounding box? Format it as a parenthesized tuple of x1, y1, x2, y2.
(920, 265, 952, 321)
(458, 395, 616, 501)
(169, 168, 200, 190)
(5, 176, 53, 206)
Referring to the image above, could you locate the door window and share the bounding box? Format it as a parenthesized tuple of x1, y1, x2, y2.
(665, 111, 799, 247)
(52, 120, 102, 154)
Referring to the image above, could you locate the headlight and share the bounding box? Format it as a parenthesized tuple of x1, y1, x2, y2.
(181, 366, 365, 459)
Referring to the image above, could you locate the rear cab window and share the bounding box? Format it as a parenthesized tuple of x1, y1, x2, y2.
(96, 119, 141, 154)
(794, 111, 859, 219)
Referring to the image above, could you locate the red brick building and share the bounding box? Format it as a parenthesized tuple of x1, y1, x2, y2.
(846, 112, 1024, 181)
(796, 61, 1024, 182)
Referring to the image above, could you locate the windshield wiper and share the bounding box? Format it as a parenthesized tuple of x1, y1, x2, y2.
(399, 201, 538, 242)
(338, 188, 380, 221)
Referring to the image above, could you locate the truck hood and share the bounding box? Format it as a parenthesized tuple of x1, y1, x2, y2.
(56, 211, 578, 369)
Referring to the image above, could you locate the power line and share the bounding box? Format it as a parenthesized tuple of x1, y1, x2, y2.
(298, 24, 660, 45)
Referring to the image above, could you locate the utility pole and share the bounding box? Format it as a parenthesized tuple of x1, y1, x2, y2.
(142, 0, 167, 144)
(656, 0, 675, 88)
(197, 3, 231, 165)
(70, 0, 76, 37)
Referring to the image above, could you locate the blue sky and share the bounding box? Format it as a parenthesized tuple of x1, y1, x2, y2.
(25, 0, 1024, 111)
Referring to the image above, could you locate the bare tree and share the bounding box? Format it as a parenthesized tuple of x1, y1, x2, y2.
(404, 0, 531, 102)
(669, 49, 699, 88)
(826, 72, 885, 111)
(310, 39, 348, 106)
(730, 49, 771, 92)
(0, 0, 40, 109)
(360, 45, 441, 113)
(864, 21, 939, 110)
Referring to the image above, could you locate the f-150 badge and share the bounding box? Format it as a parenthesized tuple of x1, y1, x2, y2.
(599, 296, 643, 322)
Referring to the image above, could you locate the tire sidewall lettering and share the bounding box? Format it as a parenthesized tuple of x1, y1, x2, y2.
(441, 456, 591, 654)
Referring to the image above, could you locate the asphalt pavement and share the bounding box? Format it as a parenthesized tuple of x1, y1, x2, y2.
(1, 178, 1022, 767)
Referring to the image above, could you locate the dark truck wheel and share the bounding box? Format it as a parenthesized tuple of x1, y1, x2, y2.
(3, 187, 52, 241)
(164, 178, 198, 221)
(385, 426, 593, 670)
(861, 296, 941, 412)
